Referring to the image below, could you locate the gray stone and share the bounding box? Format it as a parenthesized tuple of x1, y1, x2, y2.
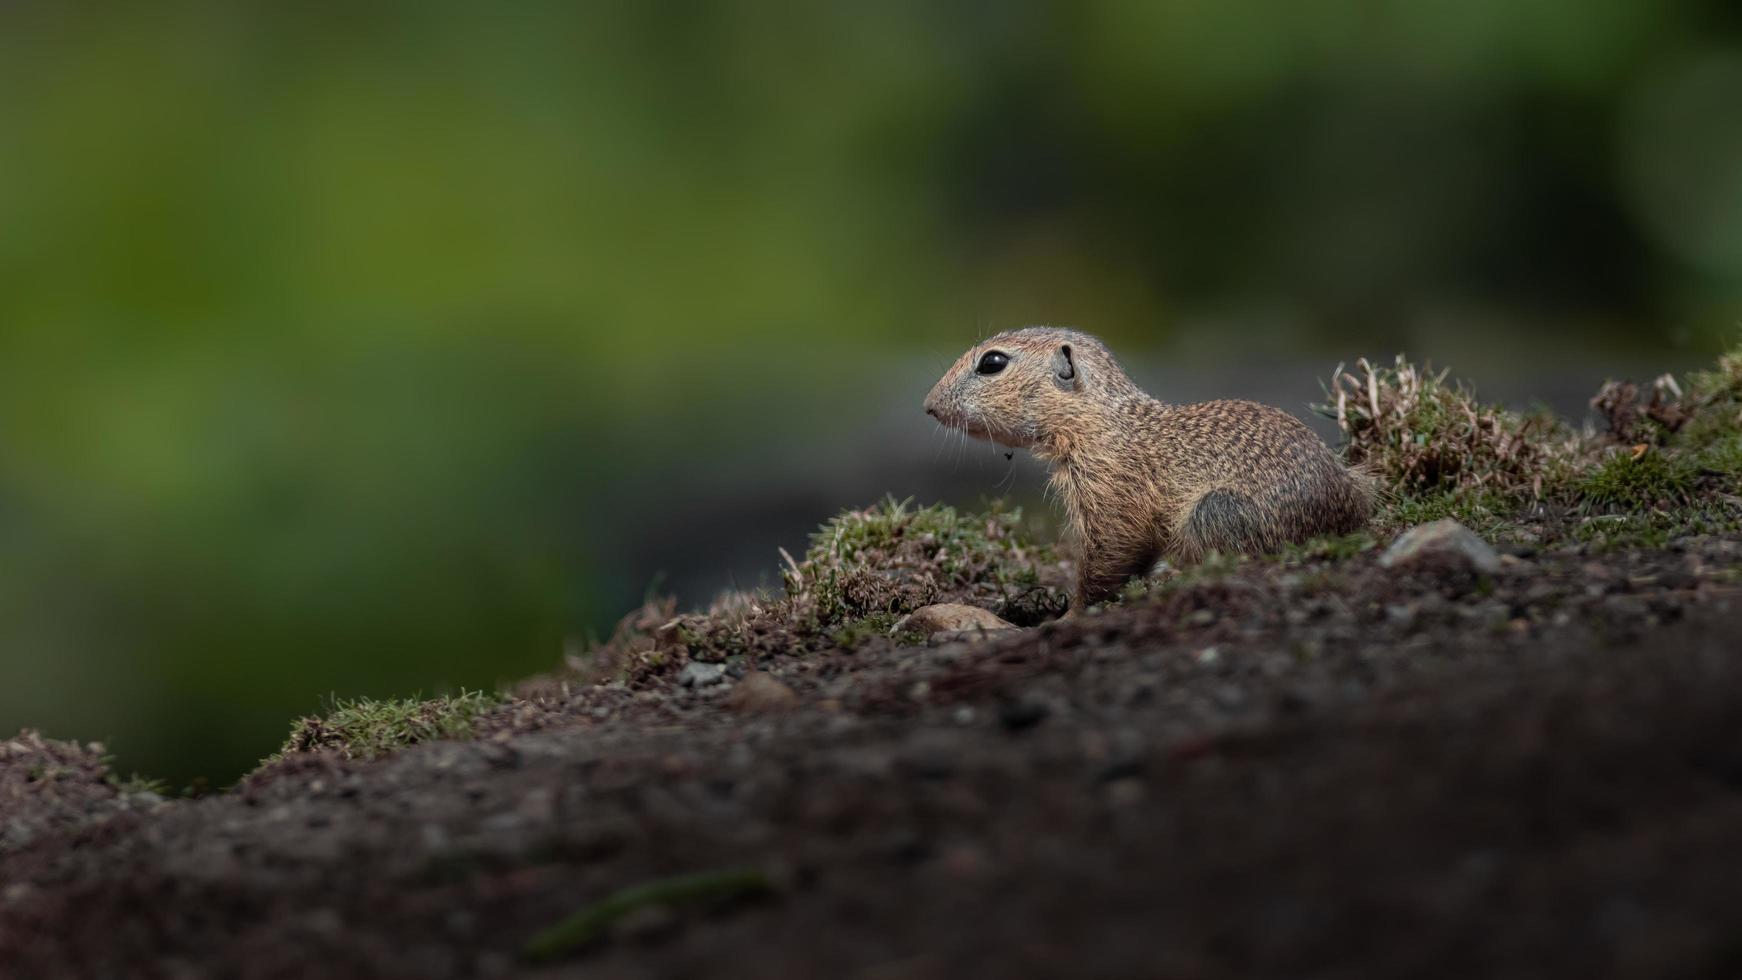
(678, 661, 729, 688)
(1379, 519, 1503, 576)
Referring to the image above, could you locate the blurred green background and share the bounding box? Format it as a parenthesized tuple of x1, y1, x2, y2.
(3, 1, 1740, 784)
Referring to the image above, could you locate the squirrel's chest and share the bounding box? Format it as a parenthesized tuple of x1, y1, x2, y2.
(1048, 455, 1174, 524)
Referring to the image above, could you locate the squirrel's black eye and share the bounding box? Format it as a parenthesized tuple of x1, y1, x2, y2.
(975, 350, 1010, 375)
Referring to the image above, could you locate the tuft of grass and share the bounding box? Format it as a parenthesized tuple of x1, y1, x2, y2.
(545, 498, 1066, 691)
(1320, 356, 1573, 502)
(93, 748, 174, 797)
(109, 773, 172, 797)
(274, 690, 499, 763)
(1320, 340, 1742, 544)
(523, 868, 774, 962)
(787, 496, 1060, 631)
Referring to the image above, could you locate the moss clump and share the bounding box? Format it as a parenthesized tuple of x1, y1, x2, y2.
(829, 611, 905, 648)
(1378, 488, 1523, 537)
(1576, 447, 1700, 512)
(1572, 343, 1742, 541)
(1280, 532, 1378, 563)
(786, 496, 1061, 631)
(543, 498, 1066, 690)
(745, 496, 1066, 642)
(1676, 346, 1742, 451)
(275, 690, 498, 762)
(1696, 433, 1742, 482)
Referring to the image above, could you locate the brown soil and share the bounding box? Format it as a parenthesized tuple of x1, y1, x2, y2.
(5, 536, 1742, 979)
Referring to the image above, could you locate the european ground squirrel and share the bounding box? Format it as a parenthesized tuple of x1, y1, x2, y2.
(925, 327, 1373, 612)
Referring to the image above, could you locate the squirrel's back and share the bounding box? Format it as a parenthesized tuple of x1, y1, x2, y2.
(1068, 396, 1371, 562)
(1141, 399, 1373, 560)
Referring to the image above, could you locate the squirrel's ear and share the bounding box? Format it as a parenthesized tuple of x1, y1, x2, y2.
(1052, 343, 1077, 390)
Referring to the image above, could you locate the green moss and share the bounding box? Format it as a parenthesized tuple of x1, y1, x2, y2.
(1121, 550, 1245, 603)
(1576, 449, 1699, 512)
(109, 772, 172, 796)
(788, 496, 1061, 631)
(1280, 531, 1377, 562)
(1678, 347, 1742, 449)
(1378, 488, 1524, 538)
(273, 690, 499, 763)
(1569, 506, 1741, 552)
(1566, 380, 1742, 548)
(574, 498, 1064, 679)
(1693, 432, 1742, 480)
(830, 611, 904, 648)
(803, 497, 1047, 590)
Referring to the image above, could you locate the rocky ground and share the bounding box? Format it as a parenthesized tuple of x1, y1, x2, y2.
(5, 524, 1742, 979)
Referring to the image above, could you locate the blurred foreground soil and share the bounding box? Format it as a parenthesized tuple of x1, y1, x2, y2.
(5, 535, 1742, 979)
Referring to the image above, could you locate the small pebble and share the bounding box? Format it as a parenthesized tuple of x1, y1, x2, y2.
(679, 661, 728, 688)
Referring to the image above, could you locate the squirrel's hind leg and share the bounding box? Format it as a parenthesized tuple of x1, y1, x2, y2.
(1175, 487, 1276, 564)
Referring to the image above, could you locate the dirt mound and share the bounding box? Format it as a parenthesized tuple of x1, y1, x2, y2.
(0, 730, 160, 854)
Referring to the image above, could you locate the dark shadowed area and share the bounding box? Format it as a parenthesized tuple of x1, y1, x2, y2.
(1, 1, 1740, 784)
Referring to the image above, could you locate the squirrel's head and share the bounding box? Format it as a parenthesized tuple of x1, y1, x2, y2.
(923, 327, 1141, 451)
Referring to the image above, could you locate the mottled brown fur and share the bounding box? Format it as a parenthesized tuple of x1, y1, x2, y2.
(924, 327, 1373, 611)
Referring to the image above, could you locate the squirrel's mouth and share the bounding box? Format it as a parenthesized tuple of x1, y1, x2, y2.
(927, 405, 1027, 448)
(959, 418, 1026, 449)
(928, 408, 979, 437)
